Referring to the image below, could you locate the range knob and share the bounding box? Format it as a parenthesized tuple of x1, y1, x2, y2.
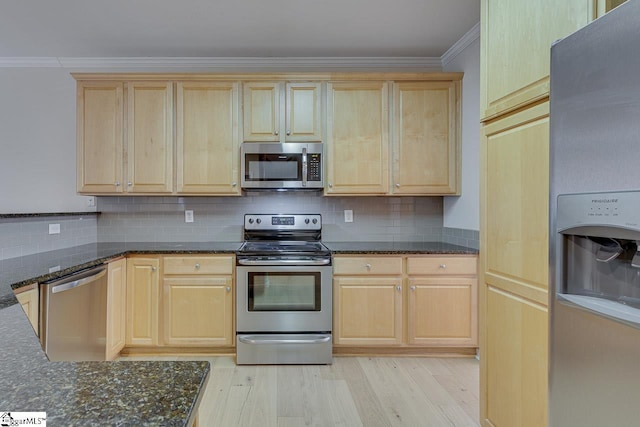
(312, 218, 318, 224)
(305, 218, 310, 224)
(248, 218, 254, 224)
(256, 218, 262, 224)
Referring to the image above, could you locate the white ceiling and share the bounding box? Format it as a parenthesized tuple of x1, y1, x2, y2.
(0, 0, 480, 58)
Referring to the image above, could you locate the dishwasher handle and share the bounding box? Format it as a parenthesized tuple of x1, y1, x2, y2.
(50, 268, 107, 294)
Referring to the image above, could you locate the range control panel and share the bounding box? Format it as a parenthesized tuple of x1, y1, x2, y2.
(244, 214, 322, 230)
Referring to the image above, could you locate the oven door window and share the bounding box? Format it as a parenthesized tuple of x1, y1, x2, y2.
(245, 153, 302, 181)
(248, 272, 321, 311)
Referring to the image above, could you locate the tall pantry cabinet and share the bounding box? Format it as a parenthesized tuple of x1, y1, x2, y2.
(479, 1, 624, 426)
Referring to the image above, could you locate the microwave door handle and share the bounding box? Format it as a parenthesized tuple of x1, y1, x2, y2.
(302, 147, 308, 187)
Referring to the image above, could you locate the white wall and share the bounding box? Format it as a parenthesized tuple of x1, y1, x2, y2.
(0, 68, 93, 213)
(443, 36, 480, 231)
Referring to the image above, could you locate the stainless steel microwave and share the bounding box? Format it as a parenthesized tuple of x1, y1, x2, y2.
(241, 142, 323, 190)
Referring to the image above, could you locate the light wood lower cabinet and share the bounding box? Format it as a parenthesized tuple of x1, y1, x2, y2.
(15, 285, 39, 336)
(334, 276, 403, 345)
(126, 257, 160, 346)
(162, 255, 234, 347)
(125, 255, 235, 350)
(106, 257, 127, 360)
(163, 277, 233, 346)
(333, 254, 477, 350)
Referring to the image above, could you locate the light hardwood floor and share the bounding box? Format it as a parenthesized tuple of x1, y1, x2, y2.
(122, 355, 479, 426)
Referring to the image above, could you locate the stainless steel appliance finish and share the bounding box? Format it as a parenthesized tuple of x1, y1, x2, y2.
(236, 214, 332, 364)
(40, 266, 108, 361)
(241, 142, 323, 190)
(550, 2, 640, 425)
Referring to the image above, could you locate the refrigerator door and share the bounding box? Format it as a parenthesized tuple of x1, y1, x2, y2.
(549, 1, 640, 426)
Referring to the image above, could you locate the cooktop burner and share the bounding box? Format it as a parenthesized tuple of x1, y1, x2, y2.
(238, 240, 330, 256)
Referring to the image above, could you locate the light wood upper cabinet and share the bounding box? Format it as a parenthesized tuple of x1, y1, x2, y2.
(77, 81, 124, 193)
(176, 81, 240, 194)
(126, 257, 160, 346)
(126, 82, 174, 193)
(243, 81, 322, 142)
(326, 81, 389, 194)
(392, 81, 461, 195)
(285, 82, 322, 141)
(106, 258, 126, 360)
(481, 0, 595, 120)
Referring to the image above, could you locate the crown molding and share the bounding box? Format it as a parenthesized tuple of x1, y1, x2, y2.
(0, 57, 61, 67)
(0, 56, 442, 71)
(441, 21, 480, 67)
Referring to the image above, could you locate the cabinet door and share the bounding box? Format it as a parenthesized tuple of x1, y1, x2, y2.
(392, 81, 460, 195)
(126, 257, 160, 346)
(285, 82, 322, 142)
(243, 82, 281, 142)
(484, 287, 548, 427)
(176, 82, 240, 194)
(163, 277, 233, 346)
(333, 276, 402, 345)
(106, 258, 126, 360)
(77, 81, 124, 193)
(480, 102, 549, 425)
(408, 277, 477, 346)
(126, 82, 174, 193)
(326, 82, 389, 194)
(481, 0, 595, 120)
(15, 286, 39, 336)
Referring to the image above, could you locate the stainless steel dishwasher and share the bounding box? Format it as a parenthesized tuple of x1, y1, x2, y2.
(40, 265, 108, 361)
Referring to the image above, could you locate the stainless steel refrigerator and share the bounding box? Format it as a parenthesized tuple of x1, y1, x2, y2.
(549, 1, 640, 425)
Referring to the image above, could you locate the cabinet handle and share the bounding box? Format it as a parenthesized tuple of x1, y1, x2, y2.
(328, 183, 333, 188)
(232, 182, 237, 187)
(286, 130, 291, 136)
(115, 182, 120, 187)
(151, 266, 157, 272)
(365, 263, 372, 271)
(410, 285, 416, 291)
(396, 285, 402, 292)
(395, 183, 400, 188)
(439, 264, 447, 269)
(274, 131, 279, 136)
(127, 182, 132, 187)
(195, 263, 200, 270)
(226, 287, 231, 292)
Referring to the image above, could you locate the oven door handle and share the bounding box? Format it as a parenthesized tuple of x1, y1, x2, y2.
(236, 258, 331, 266)
(239, 335, 331, 345)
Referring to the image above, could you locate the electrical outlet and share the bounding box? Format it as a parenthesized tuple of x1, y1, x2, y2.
(87, 196, 96, 207)
(344, 210, 354, 223)
(48, 224, 60, 234)
(185, 210, 194, 223)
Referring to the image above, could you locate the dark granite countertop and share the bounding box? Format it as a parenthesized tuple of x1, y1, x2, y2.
(0, 239, 475, 424)
(324, 241, 478, 255)
(0, 304, 209, 426)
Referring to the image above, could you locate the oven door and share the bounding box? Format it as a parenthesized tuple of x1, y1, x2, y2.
(236, 264, 332, 332)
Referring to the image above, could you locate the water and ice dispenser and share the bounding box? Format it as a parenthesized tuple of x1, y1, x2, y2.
(556, 191, 640, 328)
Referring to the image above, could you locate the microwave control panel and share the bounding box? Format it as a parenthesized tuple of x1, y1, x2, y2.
(307, 154, 321, 181)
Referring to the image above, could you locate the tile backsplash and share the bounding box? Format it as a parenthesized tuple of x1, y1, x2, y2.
(0, 196, 479, 262)
(97, 194, 445, 243)
(0, 215, 97, 261)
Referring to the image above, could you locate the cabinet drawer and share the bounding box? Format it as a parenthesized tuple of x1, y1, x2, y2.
(333, 256, 403, 275)
(163, 255, 234, 275)
(407, 256, 477, 276)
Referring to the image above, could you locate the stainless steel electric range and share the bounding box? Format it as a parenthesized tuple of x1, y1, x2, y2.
(235, 214, 332, 365)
